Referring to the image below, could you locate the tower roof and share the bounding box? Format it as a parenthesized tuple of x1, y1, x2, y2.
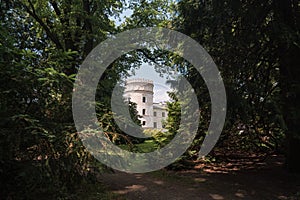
(125, 78, 153, 84)
(124, 78, 154, 94)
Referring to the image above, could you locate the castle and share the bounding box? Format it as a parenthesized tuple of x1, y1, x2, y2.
(124, 78, 168, 129)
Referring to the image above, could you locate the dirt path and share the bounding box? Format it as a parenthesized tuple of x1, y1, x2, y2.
(99, 156, 300, 200)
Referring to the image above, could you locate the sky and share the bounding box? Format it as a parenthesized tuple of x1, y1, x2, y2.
(127, 64, 173, 102)
(113, 8, 133, 26)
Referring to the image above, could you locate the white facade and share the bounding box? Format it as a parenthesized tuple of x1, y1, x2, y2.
(124, 78, 168, 129)
(152, 103, 168, 129)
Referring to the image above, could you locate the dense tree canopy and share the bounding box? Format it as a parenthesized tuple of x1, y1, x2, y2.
(0, 0, 138, 198)
(173, 0, 299, 171)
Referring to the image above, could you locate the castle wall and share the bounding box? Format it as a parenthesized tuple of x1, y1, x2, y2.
(152, 103, 168, 129)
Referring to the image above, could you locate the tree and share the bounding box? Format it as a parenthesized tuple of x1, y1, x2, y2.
(273, 0, 300, 172)
(0, 0, 144, 198)
(174, 0, 299, 171)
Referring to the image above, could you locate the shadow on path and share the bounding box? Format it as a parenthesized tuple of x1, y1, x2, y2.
(99, 155, 300, 200)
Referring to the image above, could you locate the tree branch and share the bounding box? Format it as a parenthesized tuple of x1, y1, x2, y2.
(49, 0, 61, 18)
(136, 49, 165, 65)
(82, 0, 93, 56)
(24, 0, 63, 49)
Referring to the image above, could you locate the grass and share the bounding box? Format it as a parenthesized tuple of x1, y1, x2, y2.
(118, 139, 159, 153)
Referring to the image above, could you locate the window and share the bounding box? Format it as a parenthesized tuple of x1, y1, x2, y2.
(142, 96, 146, 103)
(162, 112, 165, 117)
(142, 121, 146, 126)
(153, 122, 157, 128)
(153, 111, 157, 117)
(142, 109, 146, 115)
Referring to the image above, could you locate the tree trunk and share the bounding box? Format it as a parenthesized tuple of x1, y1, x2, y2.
(275, 0, 300, 172)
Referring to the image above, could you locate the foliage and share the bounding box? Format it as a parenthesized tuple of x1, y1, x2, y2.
(171, 0, 299, 170)
(121, 0, 175, 29)
(0, 0, 140, 198)
(165, 91, 181, 136)
(143, 129, 171, 147)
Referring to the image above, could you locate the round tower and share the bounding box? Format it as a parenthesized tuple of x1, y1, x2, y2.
(124, 78, 154, 128)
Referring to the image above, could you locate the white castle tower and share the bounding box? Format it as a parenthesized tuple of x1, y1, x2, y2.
(124, 78, 168, 129)
(124, 79, 154, 128)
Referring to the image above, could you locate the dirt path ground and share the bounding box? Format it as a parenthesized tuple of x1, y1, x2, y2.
(99, 155, 300, 200)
